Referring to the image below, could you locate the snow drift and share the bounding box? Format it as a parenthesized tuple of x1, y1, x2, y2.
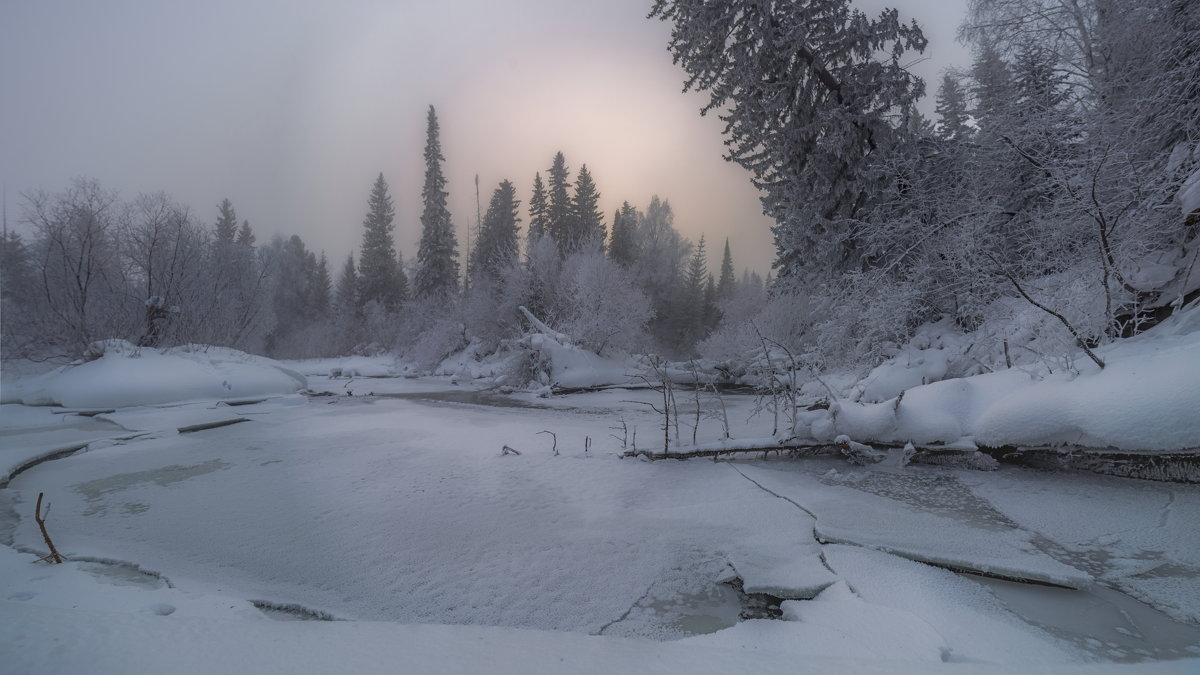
(3, 341, 306, 408)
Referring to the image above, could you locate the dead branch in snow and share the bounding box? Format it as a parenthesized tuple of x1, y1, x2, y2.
(538, 430, 558, 456)
(35, 492, 64, 564)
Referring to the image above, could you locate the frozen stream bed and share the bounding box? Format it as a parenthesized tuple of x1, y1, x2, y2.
(2, 377, 1199, 671)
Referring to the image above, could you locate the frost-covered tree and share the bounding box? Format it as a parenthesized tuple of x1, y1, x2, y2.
(935, 72, 973, 141)
(20, 179, 127, 355)
(414, 106, 459, 298)
(650, 0, 927, 283)
(631, 196, 692, 354)
(471, 180, 521, 283)
(358, 173, 403, 310)
(559, 249, 654, 353)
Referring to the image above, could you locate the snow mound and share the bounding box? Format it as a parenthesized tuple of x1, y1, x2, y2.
(800, 302, 1200, 454)
(8, 341, 306, 408)
(281, 355, 398, 378)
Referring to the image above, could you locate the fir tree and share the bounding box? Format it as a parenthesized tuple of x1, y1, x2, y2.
(608, 201, 639, 267)
(717, 237, 736, 299)
(471, 180, 521, 282)
(358, 173, 402, 310)
(546, 151, 572, 256)
(414, 106, 459, 298)
(527, 172, 549, 242)
(214, 198, 238, 243)
(569, 164, 604, 253)
(935, 72, 973, 141)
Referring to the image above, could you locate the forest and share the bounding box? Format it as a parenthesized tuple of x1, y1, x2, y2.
(3, 1, 1198, 390)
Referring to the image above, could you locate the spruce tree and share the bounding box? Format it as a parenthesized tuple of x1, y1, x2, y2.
(236, 220, 255, 246)
(717, 237, 736, 299)
(570, 164, 604, 253)
(608, 201, 639, 267)
(214, 198, 238, 243)
(396, 250, 409, 302)
(935, 73, 973, 141)
(336, 253, 359, 314)
(546, 151, 572, 255)
(414, 105, 460, 298)
(971, 42, 1013, 130)
(649, 0, 926, 283)
(472, 180, 521, 282)
(686, 234, 708, 300)
(527, 172, 549, 242)
(358, 173, 402, 310)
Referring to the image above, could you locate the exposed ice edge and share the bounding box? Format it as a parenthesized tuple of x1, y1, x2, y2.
(727, 463, 1093, 592)
(813, 531, 1093, 590)
(0, 442, 90, 489)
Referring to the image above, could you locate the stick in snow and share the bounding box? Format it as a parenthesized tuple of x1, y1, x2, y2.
(35, 492, 64, 564)
(538, 430, 558, 456)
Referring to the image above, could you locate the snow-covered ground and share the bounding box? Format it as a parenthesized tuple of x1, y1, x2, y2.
(2, 371, 1198, 672)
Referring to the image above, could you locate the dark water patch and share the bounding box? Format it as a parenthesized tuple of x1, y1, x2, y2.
(372, 390, 557, 410)
(251, 600, 339, 621)
(975, 576, 1200, 662)
(73, 459, 231, 516)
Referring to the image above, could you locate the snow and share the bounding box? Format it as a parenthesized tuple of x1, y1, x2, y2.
(283, 355, 400, 378)
(736, 463, 1092, 589)
(2, 366, 1198, 671)
(798, 301, 1200, 453)
(5, 342, 306, 408)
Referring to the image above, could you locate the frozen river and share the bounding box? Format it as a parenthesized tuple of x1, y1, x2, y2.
(3, 377, 1199, 667)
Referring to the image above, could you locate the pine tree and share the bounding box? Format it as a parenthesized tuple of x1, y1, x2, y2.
(546, 151, 572, 256)
(358, 173, 402, 310)
(935, 72, 973, 140)
(471, 180, 521, 282)
(717, 237, 736, 299)
(569, 164, 604, 253)
(608, 201, 640, 267)
(414, 106, 460, 298)
(214, 198, 238, 243)
(527, 172, 549, 242)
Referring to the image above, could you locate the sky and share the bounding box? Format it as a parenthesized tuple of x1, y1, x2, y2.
(0, 0, 970, 277)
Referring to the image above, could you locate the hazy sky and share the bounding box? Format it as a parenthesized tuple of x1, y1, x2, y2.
(0, 0, 969, 275)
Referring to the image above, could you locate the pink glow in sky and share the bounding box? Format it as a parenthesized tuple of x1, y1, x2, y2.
(0, 0, 968, 275)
